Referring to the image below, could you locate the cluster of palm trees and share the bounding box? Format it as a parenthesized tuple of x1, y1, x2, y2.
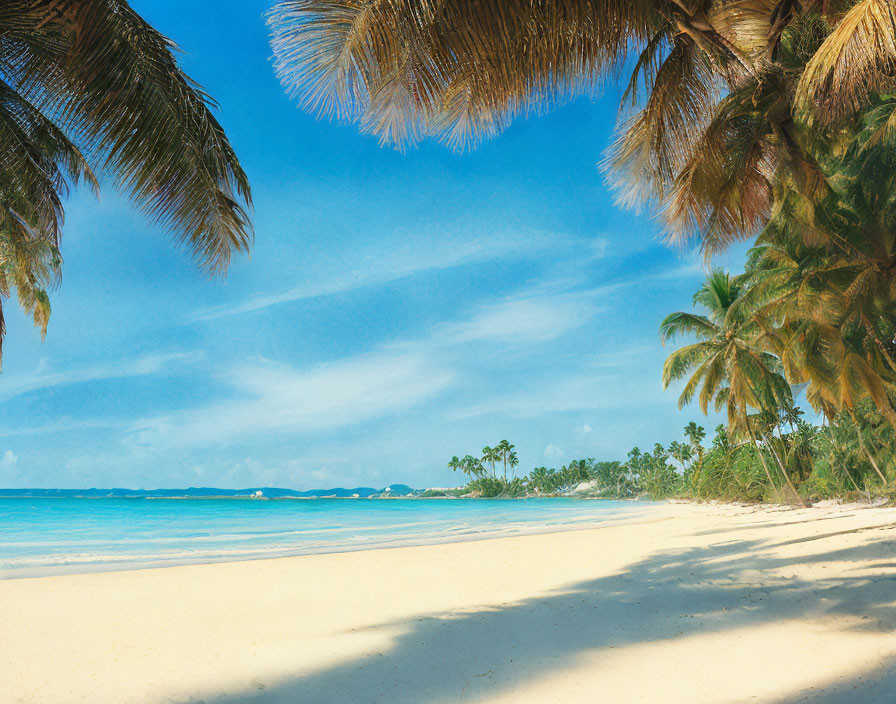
(449, 440, 519, 482)
(663, 264, 896, 501)
(446, 413, 895, 501)
(445, 429, 710, 499)
(448, 453, 607, 498)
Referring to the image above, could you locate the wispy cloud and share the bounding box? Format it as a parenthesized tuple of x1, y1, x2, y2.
(430, 290, 601, 346)
(0, 418, 126, 439)
(191, 230, 569, 322)
(0, 351, 204, 401)
(130, 351, 454, 449)
(130, 282, 602, 450)
(450, 371, 665, 421)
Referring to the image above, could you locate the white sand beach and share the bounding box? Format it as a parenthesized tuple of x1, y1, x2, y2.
(3, 502, 896, 703)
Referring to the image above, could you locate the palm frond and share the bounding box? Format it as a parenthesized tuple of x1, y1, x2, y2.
(269, 0, 665, 149)
(660, 311, 719, 343)
(1, 0, 253, 272)
(605, 37, 720, 210)
(662, 342, 716, 388)
(797, 0, 896, 126)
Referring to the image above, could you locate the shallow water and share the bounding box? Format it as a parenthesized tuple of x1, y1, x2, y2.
(0, 497, 652, 577)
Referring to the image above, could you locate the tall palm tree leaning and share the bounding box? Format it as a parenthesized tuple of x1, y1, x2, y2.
(0, 1, 252, 364)
(660, 270, 803, 502)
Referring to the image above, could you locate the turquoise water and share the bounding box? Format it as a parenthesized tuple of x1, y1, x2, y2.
(0, 497, 650, 578)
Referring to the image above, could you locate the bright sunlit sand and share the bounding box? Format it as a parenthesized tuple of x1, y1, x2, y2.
(3, 501, 896, 704)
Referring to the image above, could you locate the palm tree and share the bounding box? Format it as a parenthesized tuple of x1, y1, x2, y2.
(661, 270, 797, 500)
(495, 439, 515, 481)
(662, 271, 792, 425)
(683, 422, 706, 482)
(0, 1, 252, 362)
(742, 122, 896, 432)
(668, 440, 694, 476)
(461, 455, 485, 478)
(508, 450, 519, 479)
(448, 456, 463, 475)
(527, 467, 557, 494)
(481, 446, 500, 478)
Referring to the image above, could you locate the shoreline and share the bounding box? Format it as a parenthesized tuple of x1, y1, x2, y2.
(4, 502, 896, 703)
(1, 501, 663, 580)
(5, 498, 893, 580)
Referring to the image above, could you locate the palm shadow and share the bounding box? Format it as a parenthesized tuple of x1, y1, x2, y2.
(201, 531, 896, 704)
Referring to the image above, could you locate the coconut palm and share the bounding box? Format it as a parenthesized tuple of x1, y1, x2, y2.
(0, 1, 252, 362)
(495, 439, 515, 481)
(662, 270, 792, 424)
(741, 114, 896, 431)
(527, 466, 558, 494)
(683, 422, 706, 478)
(661, 269, 802, 498)
(461, 454, 485, 478)
(668, 440, 694, 477)
(481, 446, 501, 477)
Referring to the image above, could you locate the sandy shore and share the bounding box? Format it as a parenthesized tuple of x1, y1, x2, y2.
(3, 502, 896, 703)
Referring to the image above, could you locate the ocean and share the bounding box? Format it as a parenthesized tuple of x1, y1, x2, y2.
(0, 497, 651, 578)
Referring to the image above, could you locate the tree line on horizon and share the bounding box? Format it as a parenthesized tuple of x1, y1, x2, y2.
(446, 409, 894, 501)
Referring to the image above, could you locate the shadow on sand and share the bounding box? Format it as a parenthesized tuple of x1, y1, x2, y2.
(200, 528, 896, 704)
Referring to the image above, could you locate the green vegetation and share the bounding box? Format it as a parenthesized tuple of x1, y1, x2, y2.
(450, 254, 896, 504)
(449, 407, 895, 502)
(0, 2, 251, 364)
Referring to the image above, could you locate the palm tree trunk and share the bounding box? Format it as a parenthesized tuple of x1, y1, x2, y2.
(825, 427, 861, 492)
(857, 428, 887, 484)
(760, 430, 806, 506)
(848, 411, 888, 484)
(741, 407, 782, 503)
(691, 447, 704, 487)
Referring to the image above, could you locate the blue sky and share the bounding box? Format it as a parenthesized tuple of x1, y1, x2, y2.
(0, 0, 749, 490)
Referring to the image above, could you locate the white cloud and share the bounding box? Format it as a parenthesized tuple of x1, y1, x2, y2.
(451, 371, 666, 421)
(0, 418, 125, 439)
(432, 291, 598, 346)
(130, 351, 454, 449)
(0, 351, 203, 401)
(191, 230, 564, 322)
(128, 281, 605, 452)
